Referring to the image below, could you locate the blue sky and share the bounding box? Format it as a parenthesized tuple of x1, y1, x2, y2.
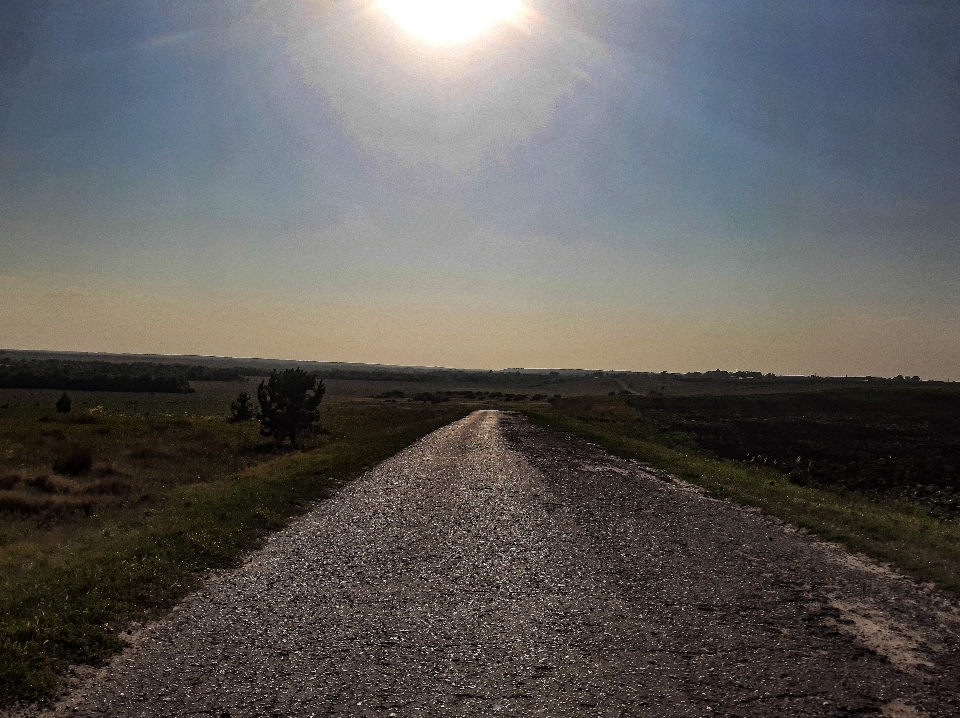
(2, 0, 959, 377)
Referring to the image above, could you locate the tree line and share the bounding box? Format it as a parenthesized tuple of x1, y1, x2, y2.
(0, 358, 245, 393)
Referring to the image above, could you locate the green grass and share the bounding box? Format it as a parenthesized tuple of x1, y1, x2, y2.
(525, 398, 960, 596)
(0, 399, 470, 707)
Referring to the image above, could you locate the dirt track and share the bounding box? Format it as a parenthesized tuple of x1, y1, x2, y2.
(21, 410, 960, 717)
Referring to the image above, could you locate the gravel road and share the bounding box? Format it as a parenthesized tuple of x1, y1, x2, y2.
(23, 410, 960, 717)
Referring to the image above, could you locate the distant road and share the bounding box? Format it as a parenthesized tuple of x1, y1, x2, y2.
(29, 411, 960, 717)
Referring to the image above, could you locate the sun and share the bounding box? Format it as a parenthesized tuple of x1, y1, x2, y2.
(378, 0, 522, 45)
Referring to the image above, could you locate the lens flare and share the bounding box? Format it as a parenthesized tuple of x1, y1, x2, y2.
(378, 0, 522, 44)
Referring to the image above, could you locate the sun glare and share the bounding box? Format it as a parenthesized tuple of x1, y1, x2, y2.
(378, 0, 522, 45)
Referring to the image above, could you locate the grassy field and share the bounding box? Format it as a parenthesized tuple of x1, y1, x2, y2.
(0, 384, 471, 706)
(526, 394, 960, 597)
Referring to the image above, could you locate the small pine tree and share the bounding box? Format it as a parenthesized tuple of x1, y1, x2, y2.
(229, 391, 254, 423)
(256, 368, 325, 447)
(55, 392, 72, 413)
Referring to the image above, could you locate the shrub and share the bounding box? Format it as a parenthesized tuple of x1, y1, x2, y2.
(27, 475, 76, 494)
(26, 475, 52, 492)
(0, 492, 45, 514)
(55, 392, 72, 413)
(256, 368, 325, 448)
(413, 392, 449, 404)
(52, 446, 93, 476)
(229, 391, 255, 422)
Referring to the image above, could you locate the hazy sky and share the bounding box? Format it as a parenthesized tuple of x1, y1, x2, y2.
(2, 0, 959, 377)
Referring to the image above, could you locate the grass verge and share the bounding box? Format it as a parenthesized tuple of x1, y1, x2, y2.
(525, 403, 960, 596)
(1, 402, 470, 707)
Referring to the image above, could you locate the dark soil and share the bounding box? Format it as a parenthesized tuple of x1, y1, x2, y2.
(629, 389, 960, 509)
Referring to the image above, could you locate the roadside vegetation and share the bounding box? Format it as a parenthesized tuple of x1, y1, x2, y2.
(0, 383, 469, 706)
(526, 390, 960, 596)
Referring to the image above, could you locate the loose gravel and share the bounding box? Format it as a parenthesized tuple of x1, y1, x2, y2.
(19, 410, 960, 717)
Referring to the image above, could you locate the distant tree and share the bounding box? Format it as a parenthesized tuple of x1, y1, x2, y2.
(55, 392, 72, 413)
(256, 368, 325, 447)
(229, 391, 255, 423)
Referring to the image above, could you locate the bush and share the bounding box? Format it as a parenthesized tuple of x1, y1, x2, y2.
(52, 446, 93, 476)
(229, 391, 255, 422)
(26, 475, 53, 492)
(256, 368, 325, 448)
(413, 392, 450, 404)
(55, 393, 71, 413)
(0, 492, 45, 514)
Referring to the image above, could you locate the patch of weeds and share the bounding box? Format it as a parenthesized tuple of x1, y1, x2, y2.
(52, 446, 93, 476)
(0, 492, 46, 514)
(25, 475, 54, 492)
